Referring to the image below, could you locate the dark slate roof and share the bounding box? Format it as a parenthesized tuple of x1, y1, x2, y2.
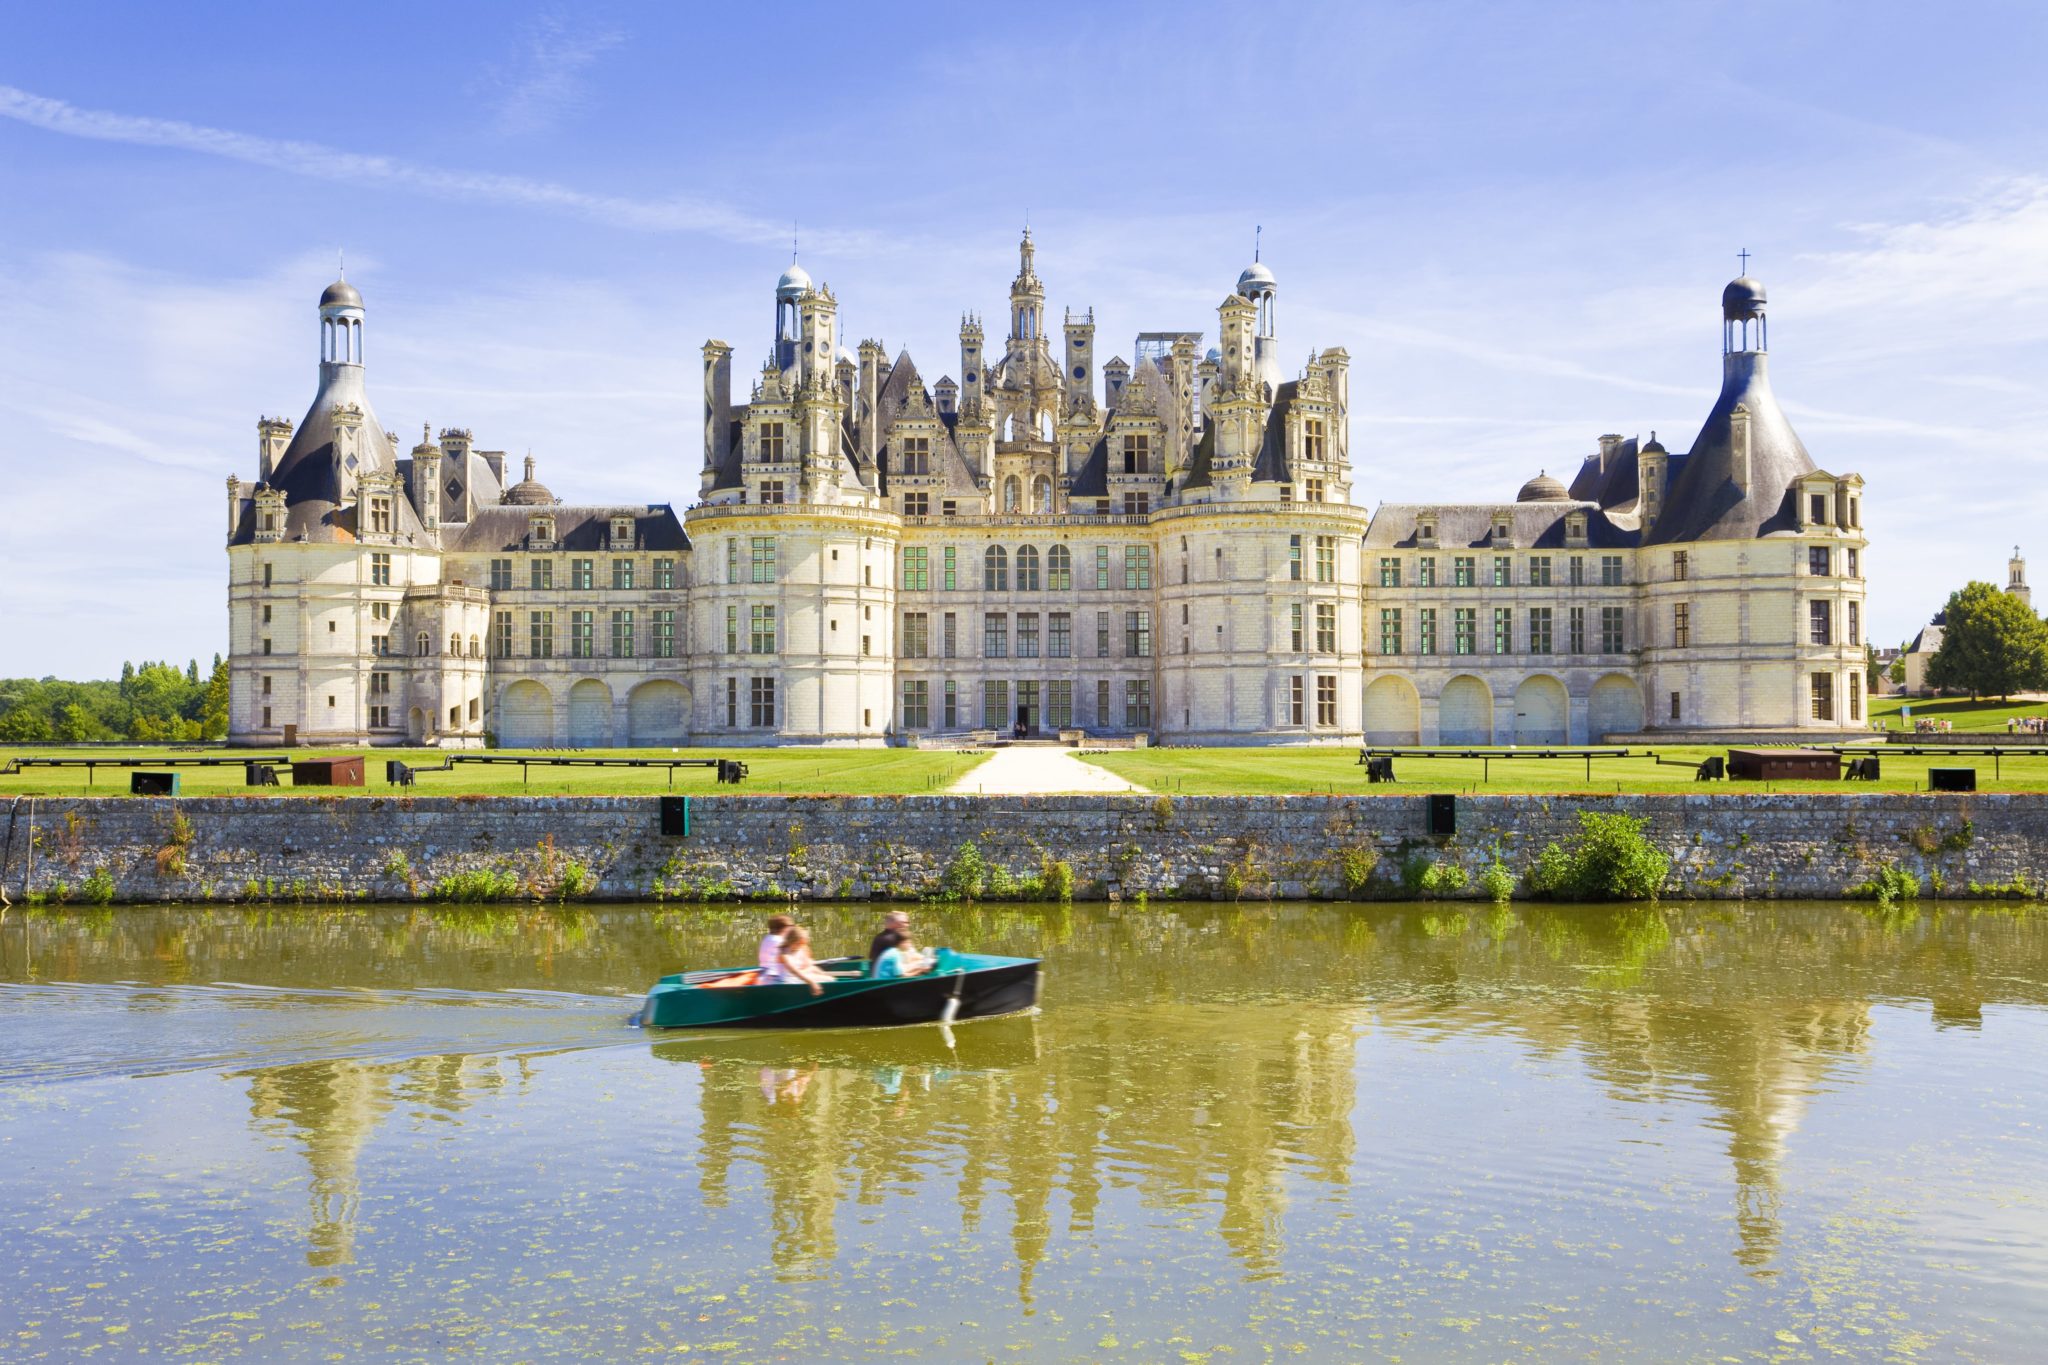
(1068, 434, 1109, 499)
(1363, 501, 1637, 549)
(1567, 435, 1639, 509)
(708, 403, 749, 491)
(876, 350, 980, 497)
(231, 363, 423, 545)
(1251, 380, 1298, 483)
(1180, 419, 1216, 491)
(447, 504, 688, 553)
(1646, 353, 1816, 545)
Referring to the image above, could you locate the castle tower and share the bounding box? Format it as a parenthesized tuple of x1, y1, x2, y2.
(412, 425, 442, 529)
(2009, 546, 2031, 610)
(1236, 239, 1280, 393)
(773, 259, 810, 373)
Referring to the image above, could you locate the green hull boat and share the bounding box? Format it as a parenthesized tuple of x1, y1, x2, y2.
(639, 949, 1041, 1030)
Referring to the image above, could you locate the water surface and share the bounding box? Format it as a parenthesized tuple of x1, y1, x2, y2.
(2, 900, 2044, 1360)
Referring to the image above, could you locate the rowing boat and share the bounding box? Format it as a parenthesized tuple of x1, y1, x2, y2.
(638, 948, 1041, 1030)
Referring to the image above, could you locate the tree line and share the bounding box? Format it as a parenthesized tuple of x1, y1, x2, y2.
(0, 658, 230, 742)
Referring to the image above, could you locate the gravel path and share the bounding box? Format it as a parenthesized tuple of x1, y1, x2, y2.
(948, 746, 1148, 795)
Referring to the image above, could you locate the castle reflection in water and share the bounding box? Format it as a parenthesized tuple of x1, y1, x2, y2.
(28, 900, 2023, 1293)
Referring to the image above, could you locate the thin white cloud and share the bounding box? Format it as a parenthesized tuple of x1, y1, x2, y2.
(0, 84, 872, 251)
(478, 11, 624, 136)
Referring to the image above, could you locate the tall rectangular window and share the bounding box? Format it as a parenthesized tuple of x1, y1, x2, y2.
(1047, 680, 1073, 729)
(1847, 548, 1860, 578)
(1096, 545, 1112, 589)
(1316, 602, 1337, 653)
(1848, 601, 1861, 646)
(1290, 603, 1304, 651)
(611, 609, 635, 658)
(750, 537, 776, 584)
(1048, 611, 1072, 658)
(531, 558, 553, 590)
(726, 678, 737, 728)
(1849, 671, 1862, 721)
(943, 681, 958, 728)
(751, 677, 777, 727)
(368, 495, 391, 533)
(1315, 675, 1338, 727)
(902, 679, 930, 729)
(1569, 606, 1586, 654)
(983, 680, 1009, 729)
(750, 604, 777, 654)
(1809, 546, 1831, 576)
(1454, 556, 1475, 588)
(612, 559, 635, 590)
(902, 612, 929, 659)
(902, 546, 929, 591)
(1289, 676, 1305, 726)
(1569, 555, 1584, 587)
(570, 609, 595, 658)
(571, 558, 594, 590)
(529, 610, 554, 658)
(899, 435, 931, 476)
(1017, 612, 1040, 658)
(1097, 611, 1112, 657)
(1315, 536, 1335, 583)
(1378, 557, 1401, 588)
(1418, 608, 1437, 654)
(725, 604, 739, 653)
(1673, 550, 1689, 582)
(1529, 607, 1553, 653)
(1124, 546, 1153, 589)
(1288, 535, 1302, 582)
(1673, 602, 1690, 648)
(1600, 606, 1625, 652)
(370, 552, 392, 587)
(1124, 679, 1153, 729)
(726, 539, 738, 583)
(1601, 555, 1624, 586)
(1454, 608, 1476, 655)
(1493, 607, 1513, 654)
(1305, 476, 1326, 503)
(1304, 418, 1326, 460)
(1121, 433, 1150, 474)
(653, 609, 676, 658)
(1529, 556, 1552, 587)
(1810, 672, 1834, 721)
(1493, 556, 1511, 587)
(985, 548, 1009, 591)
(1126, 610, 1153, 658)
(1096, 679, 1111, 727)
(1809, 600, 1832, 645)
(493, 609, 513, 658)
(653, 557, 676, 589)
(943, 545, 957, 591)
(1379, 608, 1402, 655)
(943, 611, 957, 658)
(490, 558, 513, 590)
(1418, 556, 1437, 587)
(984, 612, 1008, 658)
(758, 422, 784, 461)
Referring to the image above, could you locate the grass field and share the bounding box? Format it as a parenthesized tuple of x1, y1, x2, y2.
(0, 746, 986, 798)
(1079, 743, 2048, 796)
(1868, 694, 2048, 732)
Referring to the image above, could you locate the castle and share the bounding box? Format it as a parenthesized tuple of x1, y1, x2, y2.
(224, 234, 1870, 746)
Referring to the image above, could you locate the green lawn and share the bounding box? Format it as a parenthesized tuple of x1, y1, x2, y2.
(1868, 694, 2048, 732)
(1080, 744, 2048, 796)
(0, 746, 986, 798)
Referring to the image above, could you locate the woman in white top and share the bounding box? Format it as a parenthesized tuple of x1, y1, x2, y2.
(756, 914, 794, 984)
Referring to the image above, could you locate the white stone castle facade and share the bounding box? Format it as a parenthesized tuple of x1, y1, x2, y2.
(224, 235, 1870, 747)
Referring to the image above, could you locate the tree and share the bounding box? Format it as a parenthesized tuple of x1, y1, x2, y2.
(1926, 581, 2048, 700)
(1865, 644, 1883, 692)
(199, 657, 231, 740)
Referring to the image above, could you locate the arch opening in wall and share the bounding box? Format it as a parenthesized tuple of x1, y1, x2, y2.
(567, 678, 613, 747)
(407, 706, 427, 743)
(498, 680, 553, 748)
(1363, 674, 1421, 745)
(1437, 674, 1494, 745)
(1512, 674, 1569, 745)
(628, 680, 690, 746)
(1588, 674, 1645, 740)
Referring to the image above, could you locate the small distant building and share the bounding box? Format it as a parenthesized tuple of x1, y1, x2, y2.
(1901, 547, 2029, 695)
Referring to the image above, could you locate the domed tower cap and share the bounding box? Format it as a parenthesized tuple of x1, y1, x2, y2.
(1237, 260, 1276, 297)
(776, 261, 813, 300)
(320, 276, 363, 310)
(1722, 275, 1766, 321)
(1517, 471, 1570, 502)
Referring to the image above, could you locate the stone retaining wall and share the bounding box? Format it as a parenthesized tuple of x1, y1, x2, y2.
(2, 793, 2041, 905)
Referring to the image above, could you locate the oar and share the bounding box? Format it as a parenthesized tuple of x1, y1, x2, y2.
(940, 969, 965, 1025)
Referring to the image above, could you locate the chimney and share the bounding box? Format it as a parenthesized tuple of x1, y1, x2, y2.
(702, 340, 734, 480)
(226, 475, 243, 537)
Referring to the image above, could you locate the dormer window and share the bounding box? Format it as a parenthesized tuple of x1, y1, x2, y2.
(1303, 418, 1327, 461)
(1566, 513, 1587, 542)
(530, 514, 555, 545)
(368, 495, 392, 535)
(1493, 521, 1512, 542)
(759, 421, 785, 462)
(611, 516, 633, 548)
(1417, 519, 1436, 545)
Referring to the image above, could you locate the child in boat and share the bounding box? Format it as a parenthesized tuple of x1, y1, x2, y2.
(778, 925, 835, 995)
(756, 914, 795, 984)
(872, 932, 935, 979)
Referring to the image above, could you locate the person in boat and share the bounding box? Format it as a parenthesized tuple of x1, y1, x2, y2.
(871, 933, 934, 979)
(777, 925, 835, 995)
(868, 911, 911, 968)
(755, 913, 795, 984)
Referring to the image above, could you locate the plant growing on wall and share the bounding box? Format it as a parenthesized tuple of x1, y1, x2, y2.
(1526, 811, 1669, 902)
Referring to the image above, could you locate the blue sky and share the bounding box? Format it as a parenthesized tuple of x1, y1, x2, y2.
(6, 0, 2048, 676)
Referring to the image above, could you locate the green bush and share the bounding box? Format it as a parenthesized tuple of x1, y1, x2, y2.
(1479, 858, 1515, 904)
(81, 868, 116, 905)
(941, 841, 987, 901)
(431, 867, 524, 903)
(1420, 860, 1469, 895)
(1339, 847, 1377, 897)
(1525, 811, 1669, 902)
(558, 860, 592, 899)
(1852, 861, 1920, 908)
(1040, 857, 1075, 903)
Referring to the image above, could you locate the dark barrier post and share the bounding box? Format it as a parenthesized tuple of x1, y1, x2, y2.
(660, 795, 690, 836)
(1427, 794, 1456, 836)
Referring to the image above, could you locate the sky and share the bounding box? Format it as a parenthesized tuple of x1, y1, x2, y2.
(5, 0, 2048, 677)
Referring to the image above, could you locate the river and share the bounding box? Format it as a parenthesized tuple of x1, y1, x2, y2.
(2, 900, 2044, 1360)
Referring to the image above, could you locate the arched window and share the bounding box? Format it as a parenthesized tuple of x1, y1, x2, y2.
(449, 633, 461, 656)
(1016, 544, 1041, 591)
(1003, 475, 1021, 512)
(1033, 474, 1053, 511)
(469, 635, 481, 657)
(1047, 543, 1072, 590)
(984, 545, 1009, 591)
(417, 631, 432, 656)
